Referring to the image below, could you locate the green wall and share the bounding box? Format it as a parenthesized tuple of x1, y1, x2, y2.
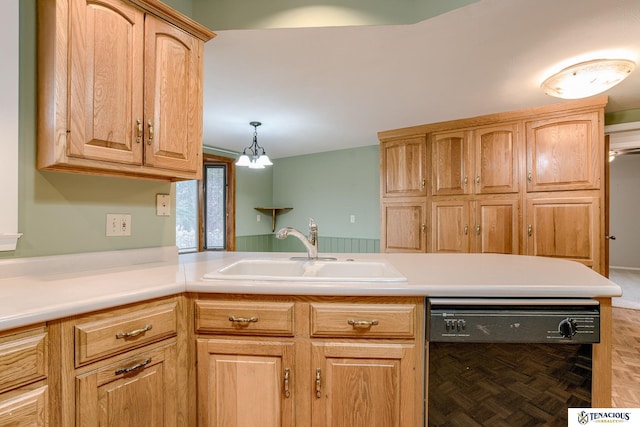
(4, 0, 175, 259)
(192, 0, 478, 30)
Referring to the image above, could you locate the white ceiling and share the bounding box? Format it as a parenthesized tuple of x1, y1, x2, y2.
(202, 0, 640, 160)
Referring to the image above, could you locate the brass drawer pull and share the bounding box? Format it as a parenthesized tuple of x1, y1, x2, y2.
(115, 357, 152, 375)
(228, 316, 259, 324)
(147, 119, 154, 144)
(348, 319, 379, 328)
(284, 368, 291, 398)
(315, 368, 322, 398)
(115, 324, 152, 339)
(136, 118, 142, 143)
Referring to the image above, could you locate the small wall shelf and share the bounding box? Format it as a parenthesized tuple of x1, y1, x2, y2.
(255, 207, 293, 232)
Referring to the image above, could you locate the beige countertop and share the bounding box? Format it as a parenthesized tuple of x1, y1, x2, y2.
(0, 247, 622, 333)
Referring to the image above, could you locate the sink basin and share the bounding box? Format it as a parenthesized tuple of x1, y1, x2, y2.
(203, 258, 407, 283)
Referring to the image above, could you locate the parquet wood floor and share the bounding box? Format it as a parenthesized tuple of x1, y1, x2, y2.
(612, 306, 640, 408)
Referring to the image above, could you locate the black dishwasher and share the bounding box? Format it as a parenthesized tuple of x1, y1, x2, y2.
(427, 298, 600, 427)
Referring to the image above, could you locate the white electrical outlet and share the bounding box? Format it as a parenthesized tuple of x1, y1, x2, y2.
(156, 194, 170, 216)
(106, 214, 132, 237)
(257, 214, 261, 222)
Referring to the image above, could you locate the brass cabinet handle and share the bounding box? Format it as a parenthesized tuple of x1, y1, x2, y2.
(463, 176, 468, 185)
(115, 357, 152, 375)
(475, 175, 480, 184)
(147, 119, 154, 144)
(284, 368, 291, 398)
(527, 170, 532, 183)
(348, 319, 379, 328)
(464, 224, 469, 235)
(421, 179, 426, 189)
(315, 368, 322, 398)
(527, 224, 533, 237)
(475, 225, 481, 235)
(115, 324, 152, 339)
(421, 224, 426, 234)
(136, 118, 142, 143)
(228, 315, 259, 324)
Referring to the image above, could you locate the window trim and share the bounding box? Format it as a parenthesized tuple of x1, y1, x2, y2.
(198, 153, 236, 251)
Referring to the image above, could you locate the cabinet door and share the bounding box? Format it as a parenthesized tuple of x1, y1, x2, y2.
(526, 112, 602, 191)
(473, 198, 519, 254)
(525, 195, 600, 270)
(0, 385, 48, 426)
(144, 16, 202, 173)
(381, 200, 427, 252)
(432, 131, 471, 196)
(380, 137, 427, 197)
(76, 342, 178, 427)
(431, 200, 470, 253)
(474, 124, 519, 194)
(196, 339, 294, 427)
(68, 0, 144, 164)
(311, 342, 418, 427)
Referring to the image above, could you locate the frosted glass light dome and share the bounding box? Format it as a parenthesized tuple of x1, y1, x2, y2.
(541, 59, 635, 99)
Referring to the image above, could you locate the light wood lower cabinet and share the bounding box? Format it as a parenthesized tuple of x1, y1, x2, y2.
(380, 200, 427, 252)
(0, 325, 49, 426)
(526, 193, 601, 270)
(195, 295, 424, 427)
(50, 295, 190, 427)
(431, 197, 519, 254)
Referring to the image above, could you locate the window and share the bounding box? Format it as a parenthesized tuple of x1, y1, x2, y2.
(204, 165, 226, 249)
(176, 154, 235, 252)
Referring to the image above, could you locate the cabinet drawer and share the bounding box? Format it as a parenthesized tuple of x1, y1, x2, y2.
(75, 301, 178, 366)
(0, 327, 47, 393)
(195, 301, 295, 336)
(310, 303, 416, 338)
(0, 385, 48, 426)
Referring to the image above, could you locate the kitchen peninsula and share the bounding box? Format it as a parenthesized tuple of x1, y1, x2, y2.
(0, 247, 621, 426)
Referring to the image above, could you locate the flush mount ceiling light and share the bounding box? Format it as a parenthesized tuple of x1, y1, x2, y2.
(541, 59, 636, 99)
(235, 121, 273, 169)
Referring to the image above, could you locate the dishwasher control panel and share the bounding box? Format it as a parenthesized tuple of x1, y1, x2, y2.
(428, 298, 600, 344)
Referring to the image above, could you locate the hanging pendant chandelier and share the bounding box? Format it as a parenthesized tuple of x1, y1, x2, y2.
(235, 121, 273, 169)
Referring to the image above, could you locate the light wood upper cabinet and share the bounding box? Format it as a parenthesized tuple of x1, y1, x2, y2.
(526, 112, 601, 191)
(431, 131, 471, 196)
(432, 124, 519, 196)
(37, 0, 215, 181)
(474, 124, 519, 194)
(380, 136, 427, 197)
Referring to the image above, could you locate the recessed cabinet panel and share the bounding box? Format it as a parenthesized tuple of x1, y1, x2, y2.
(526, 112, 601, 191)
(0, 386, 48, 426)
(381, 201, 426, 252)
(526, 196, 599, 267)
(431, 200, 470, 253)
(475, 199, 519, 254)
(196, 339, 294, 427)
(381, 137, 427, 197)
(432, 131, 470, 196)
(311, 342, 417, 427)
(475, 124, 519, 194)
(68, 0, 144, 164)
(143, 17, 201, 172)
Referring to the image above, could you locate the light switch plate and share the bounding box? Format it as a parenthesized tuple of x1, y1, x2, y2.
(106, 214, 131, 237)
(156, 194, 170, 216)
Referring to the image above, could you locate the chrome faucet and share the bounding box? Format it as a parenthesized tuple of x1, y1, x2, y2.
(276, 218, 318, 259)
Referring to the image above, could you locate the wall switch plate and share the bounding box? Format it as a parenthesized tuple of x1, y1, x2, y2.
(106, 214, 131, 237)
(350, 215, 356, 223)
(156, 194, 170, 216)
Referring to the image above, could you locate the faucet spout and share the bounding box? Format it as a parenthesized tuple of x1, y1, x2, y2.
(275, 218, 319, 259)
